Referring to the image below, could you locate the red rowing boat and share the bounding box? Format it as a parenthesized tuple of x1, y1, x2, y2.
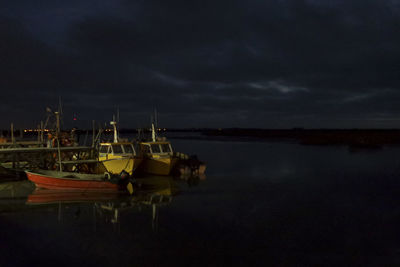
(25, 170, 120, 191)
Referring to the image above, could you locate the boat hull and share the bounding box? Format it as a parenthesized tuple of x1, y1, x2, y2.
(99, 157, 142, 175)
(26, 170, 120, 191)
(140, 157, 178, 176)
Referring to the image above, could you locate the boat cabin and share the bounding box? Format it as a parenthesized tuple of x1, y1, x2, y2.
(140, 141, 173, 156)
(99, 142, 138, 158)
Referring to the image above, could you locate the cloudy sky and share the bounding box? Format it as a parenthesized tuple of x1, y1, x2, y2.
(1, 0, 400, 129)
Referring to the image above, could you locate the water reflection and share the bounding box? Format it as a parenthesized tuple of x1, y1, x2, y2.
(0, 180, 35, 214)
(3, 138, 400, 265)
(0, 174, 205, 233)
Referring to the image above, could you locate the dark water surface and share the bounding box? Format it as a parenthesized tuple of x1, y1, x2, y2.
(2, 139, 400, 266)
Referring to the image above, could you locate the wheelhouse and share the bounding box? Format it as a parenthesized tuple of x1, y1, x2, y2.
(99, 143, 138, 157)
(140, 142, 173, 155)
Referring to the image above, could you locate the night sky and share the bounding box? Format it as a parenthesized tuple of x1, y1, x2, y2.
(1, 0, 400, 129)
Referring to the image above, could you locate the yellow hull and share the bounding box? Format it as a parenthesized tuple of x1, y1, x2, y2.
(99, 157, 142, 175)
(140, 157, 178, 176)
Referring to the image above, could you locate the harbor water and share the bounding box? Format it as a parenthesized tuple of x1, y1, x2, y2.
(1, 138, 400, 266)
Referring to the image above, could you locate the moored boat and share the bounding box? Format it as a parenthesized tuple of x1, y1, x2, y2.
(98, 142, 142, 175)
(173, 152, 207, 176)
(139, 140, 178, 175)
(98, 118, 143, 176)
(25, 169, 127, 191)
(136, 122, 177, 175)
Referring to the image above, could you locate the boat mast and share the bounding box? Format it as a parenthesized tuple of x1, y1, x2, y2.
(151, 108, 157, 142)
(110, 115, 118, 143)
(154, 108, 158, 129)
(151, 123, 156, 142)
(55, 111, 62, 172)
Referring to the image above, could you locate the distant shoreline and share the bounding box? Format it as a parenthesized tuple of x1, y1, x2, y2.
(199, 129, 400, 147)
(3, 128, 400, 147)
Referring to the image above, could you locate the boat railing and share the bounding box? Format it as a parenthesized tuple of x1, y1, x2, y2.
(174, 151, 189, 160)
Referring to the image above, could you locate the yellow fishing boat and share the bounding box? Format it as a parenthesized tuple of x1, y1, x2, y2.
(98, 118, 142, 176)
(98, 142, 142, 175)
(139, 140, 178, 175)
(135, 121, 176, 175)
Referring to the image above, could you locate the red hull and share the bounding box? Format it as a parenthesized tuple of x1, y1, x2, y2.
(26, 171, 120, 191)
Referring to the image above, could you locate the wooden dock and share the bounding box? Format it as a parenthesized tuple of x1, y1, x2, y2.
(0, 144, 99, 176)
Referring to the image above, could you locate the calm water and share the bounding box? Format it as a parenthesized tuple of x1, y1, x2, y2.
(1, 139, 400, 266)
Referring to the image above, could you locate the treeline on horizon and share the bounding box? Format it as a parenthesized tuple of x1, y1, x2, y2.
(202, 128, 400, 146)
(3, 127, 400, 146)
(4, 127, 400, 133)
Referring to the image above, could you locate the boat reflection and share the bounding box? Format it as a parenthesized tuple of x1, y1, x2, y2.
(0, 180, 35, 214)
(19, 174, 205, 232)
(178, 173, 206, 187)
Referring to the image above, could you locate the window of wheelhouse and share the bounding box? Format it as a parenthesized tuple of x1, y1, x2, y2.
(134, 143, 140, 153)
(161, 143, 172, 153)
(150, 144, 161, 153)
(99, 145, 110, 154)
(112, 144, 123, 154)
(141, 144, 151, 153)
(123, 144, 135, 155)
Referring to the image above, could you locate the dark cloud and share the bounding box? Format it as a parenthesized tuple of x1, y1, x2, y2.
(1, 0, 400, 128)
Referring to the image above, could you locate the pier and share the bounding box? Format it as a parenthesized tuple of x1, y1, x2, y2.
(0, 144, 98, 176)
